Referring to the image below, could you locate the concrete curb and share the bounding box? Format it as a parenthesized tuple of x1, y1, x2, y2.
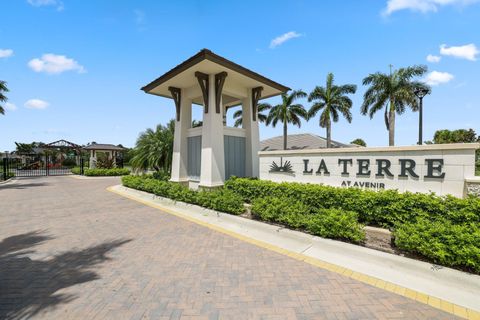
(108, 184, 480, 319)
(0, 177, 17, 186)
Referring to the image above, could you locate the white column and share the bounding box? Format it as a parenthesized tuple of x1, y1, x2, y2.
(199, 74, 225, 187)
(170, 91, 191, 183)
(242, 91, 260, 177)
(89, 150, 96, 169)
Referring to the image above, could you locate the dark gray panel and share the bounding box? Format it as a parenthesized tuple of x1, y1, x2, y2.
(187, 136, 202, 180)
(224, 135, 246, 179)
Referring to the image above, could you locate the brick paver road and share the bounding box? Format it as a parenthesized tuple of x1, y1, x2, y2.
(0, 176, 457, 320)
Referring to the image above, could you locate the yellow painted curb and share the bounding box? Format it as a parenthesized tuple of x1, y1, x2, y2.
(107, 185, 476, 319)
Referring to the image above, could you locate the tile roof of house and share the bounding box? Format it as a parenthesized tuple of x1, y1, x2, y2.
(260, 133, 360, 151)
(83, 143, 125, 151)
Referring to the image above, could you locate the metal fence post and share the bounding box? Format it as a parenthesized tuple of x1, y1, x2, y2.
(2, 158, 7, 181)
(45, 155, 49, 176)
(80, 158, 84, 175)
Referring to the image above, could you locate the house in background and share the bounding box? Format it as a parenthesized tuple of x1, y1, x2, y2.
(260, 133, 361, 151)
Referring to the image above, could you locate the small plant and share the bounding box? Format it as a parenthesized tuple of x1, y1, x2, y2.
(96, 153, 115, 169)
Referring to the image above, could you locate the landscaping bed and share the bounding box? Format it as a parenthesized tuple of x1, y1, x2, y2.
(225, 177, 480, 274)
(122, 175, 480, 274)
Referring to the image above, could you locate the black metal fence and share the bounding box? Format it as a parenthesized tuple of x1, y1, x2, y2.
(2, 155, 76, 180)
(2, 154, 124, 180)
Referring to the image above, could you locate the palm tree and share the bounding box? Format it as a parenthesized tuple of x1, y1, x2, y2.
(232, 103, 271, 127)
(0, 80, 9, 115)
(15, 142, 36, 154)
(265, 90, 308, 150)
(308, 73, 357, 148)
(361, 65, 428, 146)
(130, 119, 175, 172)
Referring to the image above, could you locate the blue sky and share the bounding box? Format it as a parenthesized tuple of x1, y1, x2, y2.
(1, 0, 479, 151)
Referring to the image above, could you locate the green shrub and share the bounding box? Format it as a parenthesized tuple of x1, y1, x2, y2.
(196, 189, 245, 215)
(121, 175, 244, 215)
(225, 177, 480, 228)
(71, 167, 81, 175)
(61, 158, 77, 167)
(251, 196, 365, 243)
(152, 170, 170, 181)
(84, 168, 130, 176)
(394, 218, 480, 273)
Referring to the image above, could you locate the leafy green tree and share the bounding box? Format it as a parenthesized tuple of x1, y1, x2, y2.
(361, 65, 428, 146)
(433, 129, 477, 144)
(0, 80, 9, 115)
(130, 119, 175, 172)
(308, 73, 357, 148)
(350, 138, 366, 147)
(265, 90, 308, 150)
(232, 103, 271, 128)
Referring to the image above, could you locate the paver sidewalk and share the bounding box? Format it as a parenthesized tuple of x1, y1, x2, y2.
(0, 176, 458, 319)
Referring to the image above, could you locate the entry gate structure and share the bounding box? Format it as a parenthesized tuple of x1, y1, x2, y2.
(2, 140, 85, 180)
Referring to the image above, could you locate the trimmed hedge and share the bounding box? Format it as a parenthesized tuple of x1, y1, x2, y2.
(225, 177, 480, 228)
(71, 167, 82, 175)
(121, 175, 244, 215)
(394, 219, 480, 273)
(251, 196, 365, 243)
(152, 170, 170, 181)
(71, 167, 130, 176)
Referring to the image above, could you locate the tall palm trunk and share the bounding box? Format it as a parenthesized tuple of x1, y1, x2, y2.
(326, 121, 332, 148)
(283, 119, 288, 150)
(388, 99, 395, 146)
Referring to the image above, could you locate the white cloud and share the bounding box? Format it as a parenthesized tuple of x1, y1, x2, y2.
(426, 54, 441, 63)
(0, 49, 14, 58)
(4, 102, 17, 111)
(424, 71, 454, 85)
(134, 9, 146, 25)
(28, 54, 86, 74)
(133, 9, 147, 31)
(24, 99, 49, 109)
(383, 0, 480, 15)
(270, 31, 302, 49)
(27, 0, 64, 11)
(440, 43, 479, 61)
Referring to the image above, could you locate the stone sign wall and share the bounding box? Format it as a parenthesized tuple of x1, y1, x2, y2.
(258, 143, 479, 198)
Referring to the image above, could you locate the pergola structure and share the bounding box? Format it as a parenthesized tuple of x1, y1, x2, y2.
(43, 139, 83, 165)
(45, 139, 83, 154)
(142, 49, 289, 188)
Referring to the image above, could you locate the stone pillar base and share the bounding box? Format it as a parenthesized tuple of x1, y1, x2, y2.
(466, 177, 480, 197)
